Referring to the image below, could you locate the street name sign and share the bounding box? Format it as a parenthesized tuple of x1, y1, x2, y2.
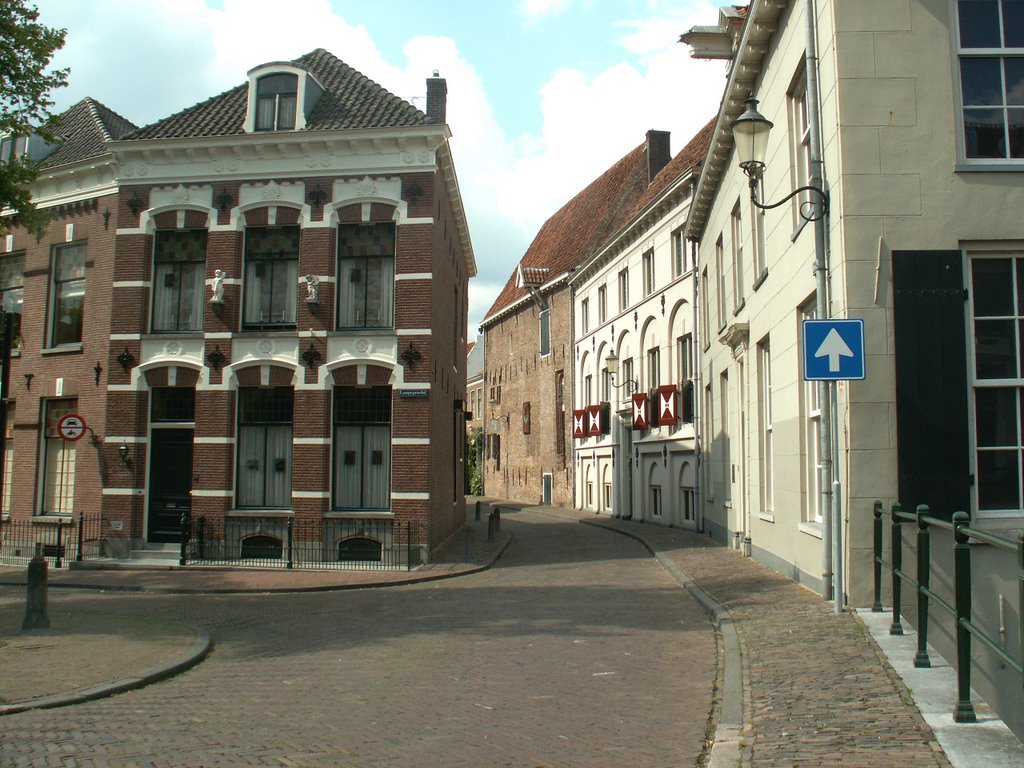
(803, 319, 865, 381)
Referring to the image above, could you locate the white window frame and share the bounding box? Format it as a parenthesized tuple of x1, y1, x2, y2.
(597, 284, 607, 325)
(801, 303, 822, 523)
(953, 1, 1024, 164)
(40, 398, 77, 516)
(758, 338, 774, 515)
(642, 249, 655, 297)
(580, 297, 589, 335)
(730, 202, 744, 310)
(671, 228, 686, 278)
(618, 268, 629, 312)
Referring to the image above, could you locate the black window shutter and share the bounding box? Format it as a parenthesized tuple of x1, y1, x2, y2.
(892, 250, 971, 520)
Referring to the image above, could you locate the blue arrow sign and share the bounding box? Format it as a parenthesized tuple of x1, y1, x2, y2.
(803, 319, 865, 381)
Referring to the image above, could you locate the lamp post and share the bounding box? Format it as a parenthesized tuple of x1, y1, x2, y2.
(604, 352, 639, 393)
(730, 90, 840, 612)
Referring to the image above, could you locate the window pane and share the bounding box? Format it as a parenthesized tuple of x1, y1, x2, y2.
(1007, 59, 1024, 106)
(256, 97, 275, 130)
(0, 252, 23, 290)
(973, 258, 1013, 315)
(53, 280, 85, 345)
(959, 0, 1001, 47)
(277, 95, 296, 130)
(257, 73, 297, 96)
(55, 244, 86, 282)
(965, 107, 1008, 157)
(1004, 0, 1024, 46)
(1009, 107, 1024, 157)
(976, 387, 1018, 445)
(977, 449, 1020, 509)
(962, 58, 1004, 105)
(975, 319, 1017, 377)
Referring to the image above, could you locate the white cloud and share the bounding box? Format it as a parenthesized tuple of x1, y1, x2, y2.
(519, 0, 574, 22)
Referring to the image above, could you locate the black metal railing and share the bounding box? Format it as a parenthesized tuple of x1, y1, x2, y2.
(178, 514, 421, 571)
(873, 501, 1024, 723)
(0, 512, 104, 568)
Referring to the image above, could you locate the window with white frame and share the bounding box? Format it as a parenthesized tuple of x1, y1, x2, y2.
(677, 334, 692, 387)
(731, 202, 744, 309)
(153, 230, 206, 332)
(701, 268, 710, 349)
(788, 66, 813, 225)
(647, 346, 661, 389)
(584, 374, 593, 406)
(598, 284, 607, 324)
(618, 267, 629, 312)
(801, 303, 822, 522)
(757, 338, 774, 513)
(237, 387, 293, 508)
(671, 228, 686, 278)
(969, 255, 1024, 515)
(601, 367, 611, 402)
(539, 308, 551, 355)
(581, 298, 589, 334)
(2, 403, 13, 516)
(622, 357, 634, 397)
(715, 235, 726, 329)
(955, 0, 1024, 160)
(1, 250, 23, 347)
(642, 249, 655, 296)
(750, 190, 767, 281)
(338, 222, 394, 329)
(334, 386, 391, 510)
(704, 381, 714, 496)
(255, 73, 298, 131)
(244, 226, 298, 329)
(720, 370, 730, 505)
(651, 485, 663, 517)
(40, 398, 77, 515)
(50, 242, 86, 347)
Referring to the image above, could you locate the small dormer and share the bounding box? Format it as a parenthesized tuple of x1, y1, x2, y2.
(244, 62, 324, 133)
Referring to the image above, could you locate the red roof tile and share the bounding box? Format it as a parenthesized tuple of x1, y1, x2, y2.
(483, 142, 651, 324)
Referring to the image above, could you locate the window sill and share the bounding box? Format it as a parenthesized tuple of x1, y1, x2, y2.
(227, 509, 293, 518)
(757, 510, 775, 523)
(732, 299, 745, 316)
(334, 326, 395, 334)
(42, 343, 83, 355)
(32, 514, 74, 525)
(752, 269, 769, 292)
(799, 520, 823, 539)
(239, 327, 298, 334)
(325, 510, 393, 519)
(955, 162, 1024, 173)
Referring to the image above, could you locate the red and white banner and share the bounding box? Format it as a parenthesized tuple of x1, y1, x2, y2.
(656, 385, 678, 427)
(572, 409, 587, 439)
(586, 404, 603, 436)
(631, 392, 649, 430)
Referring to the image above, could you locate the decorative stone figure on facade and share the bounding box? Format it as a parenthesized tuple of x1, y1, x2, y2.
(304, 274, 320, 305)
(211, 270, 226, 304)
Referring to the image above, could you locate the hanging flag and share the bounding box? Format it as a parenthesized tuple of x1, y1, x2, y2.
(572, 409, 587, 439)
(631, 392, 649, 430)
(656, 385, 678, 426)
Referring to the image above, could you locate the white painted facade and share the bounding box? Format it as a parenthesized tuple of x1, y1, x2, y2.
(685, 0, 1024, 606)
(570, 170, 700, 528)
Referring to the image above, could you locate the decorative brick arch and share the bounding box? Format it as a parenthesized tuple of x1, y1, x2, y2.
(233, 364, 297, 387)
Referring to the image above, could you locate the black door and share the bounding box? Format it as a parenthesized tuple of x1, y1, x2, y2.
(147, 429, 193, 543)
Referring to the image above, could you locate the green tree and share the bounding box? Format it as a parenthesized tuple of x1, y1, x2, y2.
(465, 428, 483, 496)
(0, 0, 68, 236)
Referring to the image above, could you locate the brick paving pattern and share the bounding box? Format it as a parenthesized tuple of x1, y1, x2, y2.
(0, 508, 716, 767)
(569, 511, 953, 768)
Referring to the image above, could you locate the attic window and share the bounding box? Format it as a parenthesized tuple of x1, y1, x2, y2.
(255, 73, 297, 131)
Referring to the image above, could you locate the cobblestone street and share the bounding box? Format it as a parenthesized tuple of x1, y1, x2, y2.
(1, 509, 717, 767)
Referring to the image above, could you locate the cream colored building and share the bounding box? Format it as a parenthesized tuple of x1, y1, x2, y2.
(569, 124, 713, 526)
(684, 0, 1024, 607)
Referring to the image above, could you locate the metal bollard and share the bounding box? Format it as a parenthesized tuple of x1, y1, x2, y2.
(76, 510, 84, 562)
(179, 511, 190, 566)
(890, 502, 904, 636)
(487, 511, 495, 542)
(22, 544, 51, 631)
(872, 501, 883, 612)
(914, 505, 932, 668)
(475, 500, 481, 521)
(494, 507, 501, 531)
(953, 511, 977, 722)
(286, 517, 294, 570)
(54, 522, 63, 569)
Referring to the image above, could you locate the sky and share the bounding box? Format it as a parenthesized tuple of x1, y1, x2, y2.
(33, 0, 729, 335)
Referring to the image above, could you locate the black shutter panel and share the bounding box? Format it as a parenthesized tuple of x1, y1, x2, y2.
(892, 250, 971, 520)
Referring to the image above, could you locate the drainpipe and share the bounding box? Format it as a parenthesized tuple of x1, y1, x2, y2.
(804, 0, 838, 611)
(690, 236, 703, 533)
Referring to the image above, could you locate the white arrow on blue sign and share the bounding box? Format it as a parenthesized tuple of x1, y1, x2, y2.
(802, 318, 866, 381)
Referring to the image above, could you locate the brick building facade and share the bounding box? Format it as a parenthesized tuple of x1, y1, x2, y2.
(480, 133, 672, 507)
(1, 50, 474, 566)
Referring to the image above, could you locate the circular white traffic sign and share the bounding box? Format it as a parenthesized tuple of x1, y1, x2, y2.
(57, 413, 87, 441)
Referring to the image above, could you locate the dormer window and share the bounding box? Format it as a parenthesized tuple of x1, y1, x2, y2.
(245, 63, 323, 133)
(255, 74, 297, 131)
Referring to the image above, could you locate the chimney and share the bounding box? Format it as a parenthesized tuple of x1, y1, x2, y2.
(426, 71, 447, 125)
(646, 129, 671, 185)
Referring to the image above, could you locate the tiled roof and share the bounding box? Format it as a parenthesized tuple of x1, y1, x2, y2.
(44, 98, 137, 168)
(520, 266, 550, 286)
(482, 143, 651, 324)
(628, 118, 715, 217)
(466, 341, 476, 357)
(125, 48, 430, 141)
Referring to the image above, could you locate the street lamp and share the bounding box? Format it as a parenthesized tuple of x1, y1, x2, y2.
(604, 352, 638, 393)
(731, 95, 828, 221)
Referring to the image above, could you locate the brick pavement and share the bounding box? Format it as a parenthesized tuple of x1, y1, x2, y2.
(0, 506, 717, 767)
(550, 507, 954, 768)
